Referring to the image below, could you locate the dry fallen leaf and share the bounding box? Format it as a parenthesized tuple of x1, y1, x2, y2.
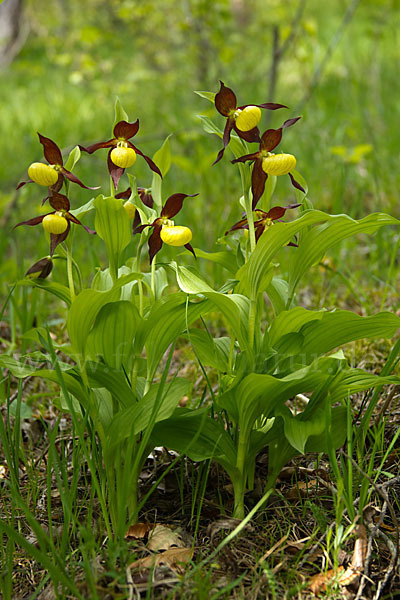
(309, 566, 345, 595)
(309, 524, 368, 594)
(129, 547, 192, 574)
(147, 524, 185, 551)
(125, 523, 153, 539)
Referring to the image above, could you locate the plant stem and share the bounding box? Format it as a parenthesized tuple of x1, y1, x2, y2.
(244, 188, 256, 254)
(151, 255, 156, 298)
(233, 432, 249, 519)
(248, 297, 257, 346)
(66, 245, 76, 302)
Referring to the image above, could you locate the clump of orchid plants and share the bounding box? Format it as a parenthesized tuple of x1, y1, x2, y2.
(9, 87, 400, 539)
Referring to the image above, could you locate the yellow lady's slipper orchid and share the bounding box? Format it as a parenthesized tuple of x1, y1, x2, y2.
(42, 213, 68, 234)
(80, 119, 161, 189)
(111, 145, 137, 168)
(213, 81, 287, 164)
(15, 192, 95, 256)
(160, 225, 192, 246)
(235, 106, 262, 132)
(262, 153, 296, 176)
(28, 162, 58, 187)
(232, 119, 304, 209)
(134, 192, 198, 263)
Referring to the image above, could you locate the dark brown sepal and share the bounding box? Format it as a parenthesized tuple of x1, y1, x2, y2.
(113, 119, 139, 139)
(231, 151, 260, 164)
(161, 193, 198, 219)
(282, 116, 302, 129)
(138, 188, 154, 208)
(38, 133, 63, 165)
(265, 206, 287, 220)
(16, 179, 33, 190)
(67, 214, 96, 234)
(261, 128, 282, 152)
(288, 172, 305, 193)
(233, 125, 261, 144)
(184, 243, 196, 259)
(148, 223, 163, 263)
(14, 214, 46, 228)
(213, 146, 227, 166)
(50, 221, 70, 255)
(107, 151, 124, 189)
(215, 81, 237, 116)
(256, 102, 288, 110)
(251, 160, 268, 209)
(25, 257, 53, 279)
(79, 139, 116, 154)
(49, 192, 70, 212)
(115, 187, 132, 200)
(255, 224, 265, 242)
(225, 217, 249, 235)
(133, 223, 152, 235)
(62, 167, 99, 190)
(131, 145, 162, 179)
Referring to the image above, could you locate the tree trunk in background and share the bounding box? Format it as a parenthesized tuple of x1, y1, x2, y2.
(0, 0, 26, 69)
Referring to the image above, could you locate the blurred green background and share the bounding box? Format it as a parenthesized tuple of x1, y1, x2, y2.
(1, 0, 400, 313)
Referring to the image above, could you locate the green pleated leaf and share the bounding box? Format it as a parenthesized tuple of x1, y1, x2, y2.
(67, 273, 143, 357)
(86, 300, 139, 369)
(106, 378, 191, 446)
(237, 210, 400, 299)
(113, 97, 129, 131)
(152, 135, 171, 177)
(70, 197, 95, 219)
(300, 310, 400, 357)
(143, 293, 210, 379)
(18, 278, 71, 306)
(221, 355, 346, 441)
(64, 145, 81, 172)
(194, 90, 216, 103)
(94, 194, 132, 273)
(86, 360, 135, 409)
(278, 405, 326, 454)
(188, 329, 230, 372)
(269, 307, 400, 366)
(192, 248, 238, 274)
(265, 277, 290, 315)
(175, 264, 215, 294)
(288, 211, 400, 297)
(151, 409, 238, 478)
(174, 264, 252, 359)
(305, 406, 347, 453)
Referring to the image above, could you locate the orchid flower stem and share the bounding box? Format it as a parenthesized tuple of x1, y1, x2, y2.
(109, 176, 115, 198)
(66, 245, 76, 302)
(151, 256, 156, 299)
(245, 203, 256, 254)
(248, 297, 257, 347)
(233, 431, 250, 520)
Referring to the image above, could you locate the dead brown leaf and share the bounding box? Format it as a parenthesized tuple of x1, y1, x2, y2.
(129, 547, 192, 574)
(309, 566, 345, 594)
(147, 524, 185, 551)
(125, 522, 153, 539)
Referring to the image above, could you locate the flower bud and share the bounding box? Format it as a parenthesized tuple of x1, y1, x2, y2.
(25, 257, 53, 279)
(160, 225, 192, 246)
(110, 147, 137, 168)
(235, 106, 261, 132)
(262, 153, 296, 176)
(28, 162, 58, 186)
(124, 200, 136, 219)
(42, 213, 68, 234)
